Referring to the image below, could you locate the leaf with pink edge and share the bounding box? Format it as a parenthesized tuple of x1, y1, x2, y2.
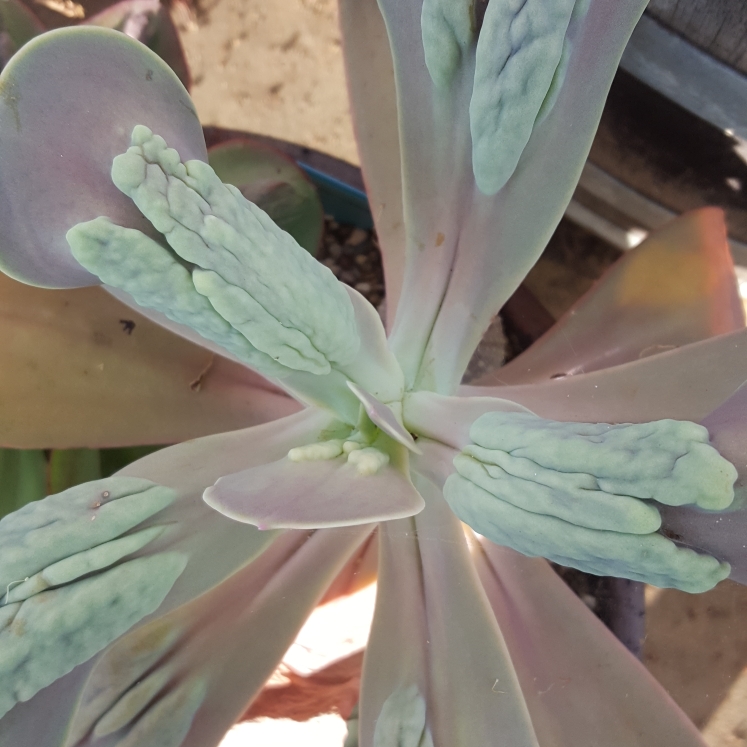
(204, 432, 423, 530)
(492, 208, 744, 385)
(0, 409, 340, 744)
(473, 541, 708, 747)
(0, 26, 205, 288)
(383, 0, 649, 394)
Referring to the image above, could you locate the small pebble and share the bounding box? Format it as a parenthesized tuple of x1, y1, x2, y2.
(345, 227, 368, 246)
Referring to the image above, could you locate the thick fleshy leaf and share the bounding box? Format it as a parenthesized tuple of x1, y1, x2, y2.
(84, 0, 191, 89)
(0, 477, 185, 718)
(415, 419, 733, 592)
(383, 0, 648, 394)
(462, 328, 747, 424)
(0, 410, 330, 743)
(359, 473, 538, 747)
(469, 0, 577, 194)
(0, 26, 205, 287)
(205, 433, 423, 530)
(493, 209, 744, 385)
(208, 138, 324, 255)
(59, 526, 372, 747)
(338, 0, 406, 324)
(659, 383, 747, 584)
(474, 542, 707, 746)
(73, 128, 399, 425)
(371, 0, 477, 387)
(0, 272, 299, 449)
(0, 0, 45, 66)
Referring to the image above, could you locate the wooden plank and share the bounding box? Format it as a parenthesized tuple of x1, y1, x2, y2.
(647, 0, 747, 74)
(589, 70, 747, 244)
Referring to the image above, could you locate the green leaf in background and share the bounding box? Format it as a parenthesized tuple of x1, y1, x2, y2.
(0, 446, 164, 520)
(0, 449, 46, 518)
(47, 449, 103, 496)
(99, 445, 164, 477)
(208, 139, 325, 256)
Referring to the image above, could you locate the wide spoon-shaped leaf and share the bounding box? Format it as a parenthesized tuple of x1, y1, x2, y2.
(0, 26, 205, 287)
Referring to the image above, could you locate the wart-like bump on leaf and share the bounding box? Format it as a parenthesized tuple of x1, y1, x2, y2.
(444, 411, 736, 592)
(421, 0, 474, 88)
(469, 0, 577, 194)
(0, 477, 187, 717)
(373, 684, 434, 747)
(102, 125, 360, 375)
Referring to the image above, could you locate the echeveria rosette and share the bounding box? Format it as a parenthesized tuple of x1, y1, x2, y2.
(0, 7, 746, 747)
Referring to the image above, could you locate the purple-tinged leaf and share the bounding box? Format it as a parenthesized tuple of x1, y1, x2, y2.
(404, 390, 531, 449)
(474, 541, 708, 746)
(59, 526, 372, 747)
(463, 328, 747, 425)
(0, 27, 205, 288)
(110, 409, 338, 611)
(339, 0, 406, 325)
(493, 209, 745, 386)
(659, 383, 747, 584)
(374, 0, 477, 386)
(389, 0, 649, 394)
(359, 474, 538, 747)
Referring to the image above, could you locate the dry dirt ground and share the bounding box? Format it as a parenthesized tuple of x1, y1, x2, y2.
(170, 1, 747, 744)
